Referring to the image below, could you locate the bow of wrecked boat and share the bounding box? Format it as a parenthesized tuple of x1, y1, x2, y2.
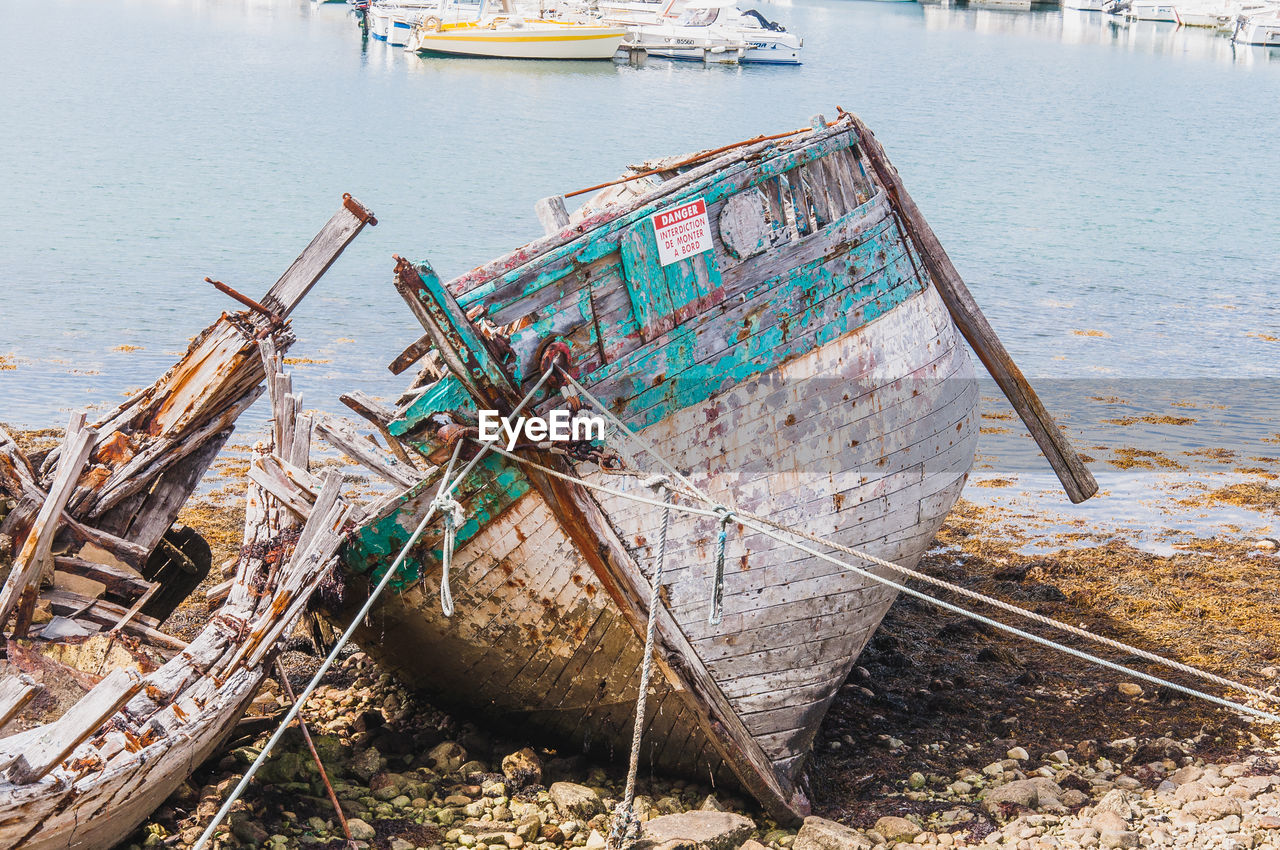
(325, 111, 1093, 824)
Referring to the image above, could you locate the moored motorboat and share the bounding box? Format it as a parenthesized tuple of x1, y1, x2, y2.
(326, 112, 1095, 822)
(613, 0, 803, 63)
(1104, 0, 1182, 21)
(369, 0, 453, 43)
(405, 0, 626, 58)
(1233, 8, 1280, 41)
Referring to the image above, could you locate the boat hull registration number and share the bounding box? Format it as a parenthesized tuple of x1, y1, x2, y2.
(651, 198, 712, 266)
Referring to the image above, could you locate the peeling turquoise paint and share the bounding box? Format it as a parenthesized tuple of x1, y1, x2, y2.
(390, 373, 475, 437)
(348, 128, 928, 595)
(343, 450, 532, 590)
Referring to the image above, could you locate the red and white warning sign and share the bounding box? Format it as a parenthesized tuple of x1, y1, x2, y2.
(651, 198, 712, 266)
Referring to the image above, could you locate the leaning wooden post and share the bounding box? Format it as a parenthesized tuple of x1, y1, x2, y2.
(535, 195, 570, 236)
(0, 415, 97, 635)
(846, 112, 1098, 504)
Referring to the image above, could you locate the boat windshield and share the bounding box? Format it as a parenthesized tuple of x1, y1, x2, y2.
(677, 7, 718, 24)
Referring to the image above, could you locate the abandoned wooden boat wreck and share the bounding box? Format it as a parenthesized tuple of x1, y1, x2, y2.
(325, 112, 1096, 823)
(0, 196, 374, 848)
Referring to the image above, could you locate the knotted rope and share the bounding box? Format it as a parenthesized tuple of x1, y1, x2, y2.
(710, 505, 734, 626)
(431, 493, 466, 616)
(608, 475, 672, 850)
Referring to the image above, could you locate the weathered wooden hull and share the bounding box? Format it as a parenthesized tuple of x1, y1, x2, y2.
(339, 116, 979, 820)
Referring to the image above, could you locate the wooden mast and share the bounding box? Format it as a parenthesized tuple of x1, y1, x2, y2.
(845, 112, 1098, 504)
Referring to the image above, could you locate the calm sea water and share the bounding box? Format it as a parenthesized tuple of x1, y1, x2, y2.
(2, 0, 1279, 487)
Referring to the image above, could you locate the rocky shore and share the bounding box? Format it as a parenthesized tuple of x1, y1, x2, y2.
(121, 640, 1280, 850)
(113, 464, 1279, 850)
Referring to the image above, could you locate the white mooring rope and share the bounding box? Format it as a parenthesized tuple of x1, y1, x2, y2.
(492, 438, 1280, 728)
(608, 476, 671, 850)
(548, 366, 1280, 719)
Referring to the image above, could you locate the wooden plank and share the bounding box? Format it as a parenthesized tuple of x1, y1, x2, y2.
(45, 589, 162, 631)
(95, 430, 230, 554)
(341, 390, 416, 466)
(314, 417, 422, 489)
(84, 386, 262, 519)
(0, 675, 41, 729)
(7, 668, 143, 784)
(52, 555, 152, 599)
(535, 195, 571, 236)
(389, 334, 434, 376)
(847, 112, 1097, 503)
(0, 417, 97, 634)
(259, 195, 377, 318)
(617, 222, 675, 341)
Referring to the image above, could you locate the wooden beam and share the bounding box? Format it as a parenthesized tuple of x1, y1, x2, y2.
(52, 556, 152, 599)
(260, 194, 377, 319)
(389, 334, 434, 376)
(340, 391, 416, 466)
(314, 417, 422, 490)
(0, 416, 97, 635)
(535, 195, 571, 236)
(6, 668, 142, 784)
(0, 675, 42, 729)
(846, 113, 1097, 504)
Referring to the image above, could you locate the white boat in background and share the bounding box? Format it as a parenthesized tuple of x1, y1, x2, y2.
(406, 0, 626, 58)
(1233, 9, 1280, 41)
(1173, 1, 1235, 26)
(612, 0, 803, 64)
(1064, 0, 1106, 11)
(1104, 0, 1181, 20)
(369, 0, 482, 44)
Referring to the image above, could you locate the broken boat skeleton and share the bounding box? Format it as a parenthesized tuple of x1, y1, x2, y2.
(0, 197, 374, 849)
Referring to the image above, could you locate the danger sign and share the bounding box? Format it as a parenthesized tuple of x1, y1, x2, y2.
(651, 198, 712, 266)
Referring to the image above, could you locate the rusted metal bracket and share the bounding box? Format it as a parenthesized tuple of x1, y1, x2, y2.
(342, 193, 378, 227)
(205, 277, 286, 338)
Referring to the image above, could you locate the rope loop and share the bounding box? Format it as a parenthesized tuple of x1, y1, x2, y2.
(709, 506, 734, 626)
(641, 474, 670, 491)
(431, 494, 466, 617)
